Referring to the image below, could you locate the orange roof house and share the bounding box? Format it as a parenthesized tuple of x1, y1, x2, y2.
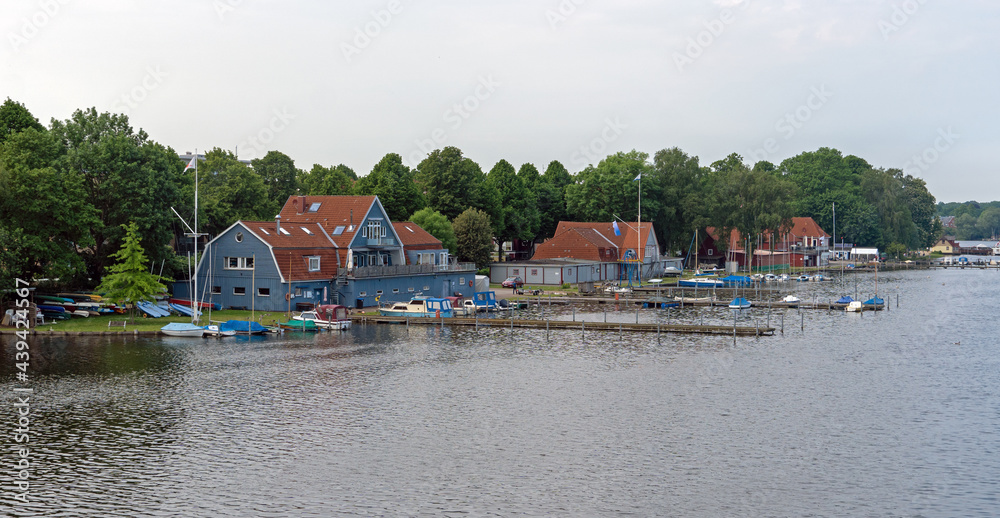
(533, 221, 659, 263)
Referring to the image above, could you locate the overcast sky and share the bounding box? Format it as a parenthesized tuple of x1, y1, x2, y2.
(4, 0, 997, 202)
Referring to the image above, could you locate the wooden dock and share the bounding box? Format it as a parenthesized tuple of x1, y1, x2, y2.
(351, 315, 776, 336)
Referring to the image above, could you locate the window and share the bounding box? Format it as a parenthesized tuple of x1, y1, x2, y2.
(512, 269, 520, 276)
(364, 220, 383, 239)
(279, 227, 290, 236)
(294, 287, 302, 296)
(308, 202, 321, 212)
(531, 269, 538, 276)
(301, 227, 313, 235)
(332, 226, 346, 235)
(235, 231, 243, 242)
(407, 287, 414, 292)
(225, 257, 254, 270)
(459, 277, 465, 285)
(308, 256, 320, 271)
(392, 288, 399, 294)
(234, 287, 246, 295)
(212, 286, 221, 295)
(359, 291, 367, 297)
(376, 290, 383, 296)
(417, 252, 434, 265)
(707, 249, 713, 256)
(257, 288, 270, 297)
(258, 227, 270, 235)
(423, 286, 430, 291)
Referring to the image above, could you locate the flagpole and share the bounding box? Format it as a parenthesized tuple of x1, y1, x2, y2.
(637, 174, 641, 285)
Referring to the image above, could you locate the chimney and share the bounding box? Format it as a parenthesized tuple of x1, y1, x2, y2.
(297, 195, 307, 214)
(275, 215, 281, 234)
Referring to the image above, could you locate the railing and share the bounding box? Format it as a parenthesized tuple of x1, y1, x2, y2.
(349, 262, 477, 279)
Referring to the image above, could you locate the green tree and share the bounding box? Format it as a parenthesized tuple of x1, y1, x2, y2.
(650, 147, 709, 255)
(708, 153, 797, 266)
(409, 207, 457, 255)
(453, 208, 493, 268)
(355, 153, 426, 221)
(953, 213, 977, 240)
(197, 148, 270, 236)
(300, 164, 355, 195)
(0, 98, 44, 144)
(0, 127, 99, 283)
(415, 147, 483, 219)
(49, 108, 185, 284)
(252, 150, 300, 216)
(861, 168, 917, 249)
(886, 242, 907, 260)
(565, 150, 653, 227)
(95, 222, 170, 323)
(485, 159, 539, 259)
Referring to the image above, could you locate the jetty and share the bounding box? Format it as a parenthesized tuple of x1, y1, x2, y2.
(351, 315, 776, 336)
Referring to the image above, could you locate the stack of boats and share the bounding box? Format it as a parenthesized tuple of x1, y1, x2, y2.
(36, 293, 122, 321)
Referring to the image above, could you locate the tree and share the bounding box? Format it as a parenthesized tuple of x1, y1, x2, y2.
(650, 147, 709, 255)
(707, 153, 797, 265)
(300, 164, 355, 196)
(0, 98, 44, 144)
(197, 148, 270, 236)
(976, 207, 1000, 240)
(0, 127, 99, 283)
(95, 222, 170, 323)
(565, 150, 653, 227)
(485, 159, 539, 259)
(251, 151, 300, 216)
(452, 208, 493, 268)
(415, 147, 483, 219)
(409, 207, 457, 255)
(49, 108, 185, 284)
(354, 153, 425, 222)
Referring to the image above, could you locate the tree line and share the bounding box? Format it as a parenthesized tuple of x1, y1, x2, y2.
(0, 99, 943, 291)
(936, 201, 1000, 241)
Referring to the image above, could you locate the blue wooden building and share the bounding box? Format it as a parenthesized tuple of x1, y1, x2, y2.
(173, 195, 475, 311)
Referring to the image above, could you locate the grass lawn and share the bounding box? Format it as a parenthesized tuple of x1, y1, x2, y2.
(30, 309, 295, 333)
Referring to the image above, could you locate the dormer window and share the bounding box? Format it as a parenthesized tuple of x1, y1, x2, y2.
(308, 256, 320, 271)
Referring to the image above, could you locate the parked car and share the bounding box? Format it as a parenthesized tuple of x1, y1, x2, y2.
(501, 276, 524, 288)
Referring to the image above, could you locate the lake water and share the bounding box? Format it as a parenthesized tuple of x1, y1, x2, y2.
(3, 269, 999, 516)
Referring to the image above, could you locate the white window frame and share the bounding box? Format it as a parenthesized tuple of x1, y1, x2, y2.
(224, 257, 254, 270)
(234, 287, 246, 296)
(257, 288, 270, 297)
(308, 256, 320, 272)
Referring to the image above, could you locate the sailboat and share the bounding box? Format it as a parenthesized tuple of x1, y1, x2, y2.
(163, 152, 206, 338)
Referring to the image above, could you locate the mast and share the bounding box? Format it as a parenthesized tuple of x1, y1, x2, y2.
(637, 173, 641, 285)
(191, 150, 199, 324)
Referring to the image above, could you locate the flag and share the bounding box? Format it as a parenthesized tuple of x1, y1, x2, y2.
(613, 221, 621, 236)
(184, 156, 197, 171)
(633, 173, 641, 181)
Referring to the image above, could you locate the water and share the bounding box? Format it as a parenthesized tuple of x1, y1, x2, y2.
(3, 269, 999, 516)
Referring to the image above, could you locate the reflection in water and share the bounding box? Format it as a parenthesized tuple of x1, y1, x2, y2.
(2, 270, 999, 516)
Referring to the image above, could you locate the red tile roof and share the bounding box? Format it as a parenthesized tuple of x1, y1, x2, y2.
(707, 217, 829, 248)
(277, 195, 378, 248)
(533, 228, 619, 261)
(392, 222, 441, 248)
(552, 221, 654, 261)
(240, 221, 341, 281)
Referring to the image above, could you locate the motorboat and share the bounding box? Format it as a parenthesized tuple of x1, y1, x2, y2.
(781, 295, 800, 307)
(378, 296, 455, 318)
(678, 278, 724, 288)
(203, 324, 237, 337)
(845, 301, 863, 312)
(280, 319, 319, 331)
(219, 320, 269, 335)
(728, 297, 752, 309)
(293, 304, 351, 330)
(796, 274, 811, 282)
(763, 274, 777, 282)
(160, 322, 206, 337)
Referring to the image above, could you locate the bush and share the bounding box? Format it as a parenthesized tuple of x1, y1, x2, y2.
(561, 283, 571, 289)
(477, 267, 490, 276)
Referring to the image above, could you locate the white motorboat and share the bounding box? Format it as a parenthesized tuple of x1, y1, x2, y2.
(160, 322, 206, 337)
(293, 304, 352, 330)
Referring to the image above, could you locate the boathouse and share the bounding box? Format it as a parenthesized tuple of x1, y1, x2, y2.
(173, 195, 475, 310)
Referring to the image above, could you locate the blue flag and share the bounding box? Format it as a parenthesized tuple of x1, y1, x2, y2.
(633, 173, 641, 181)
(613, 221, 621, 236)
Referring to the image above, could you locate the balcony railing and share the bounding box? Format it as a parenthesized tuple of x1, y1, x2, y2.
(348, 262, 477, 279)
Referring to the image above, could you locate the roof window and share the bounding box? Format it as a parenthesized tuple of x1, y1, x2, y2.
(308, 202, 321, 212)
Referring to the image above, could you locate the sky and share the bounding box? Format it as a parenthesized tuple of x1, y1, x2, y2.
(4, 0, 998, 203)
